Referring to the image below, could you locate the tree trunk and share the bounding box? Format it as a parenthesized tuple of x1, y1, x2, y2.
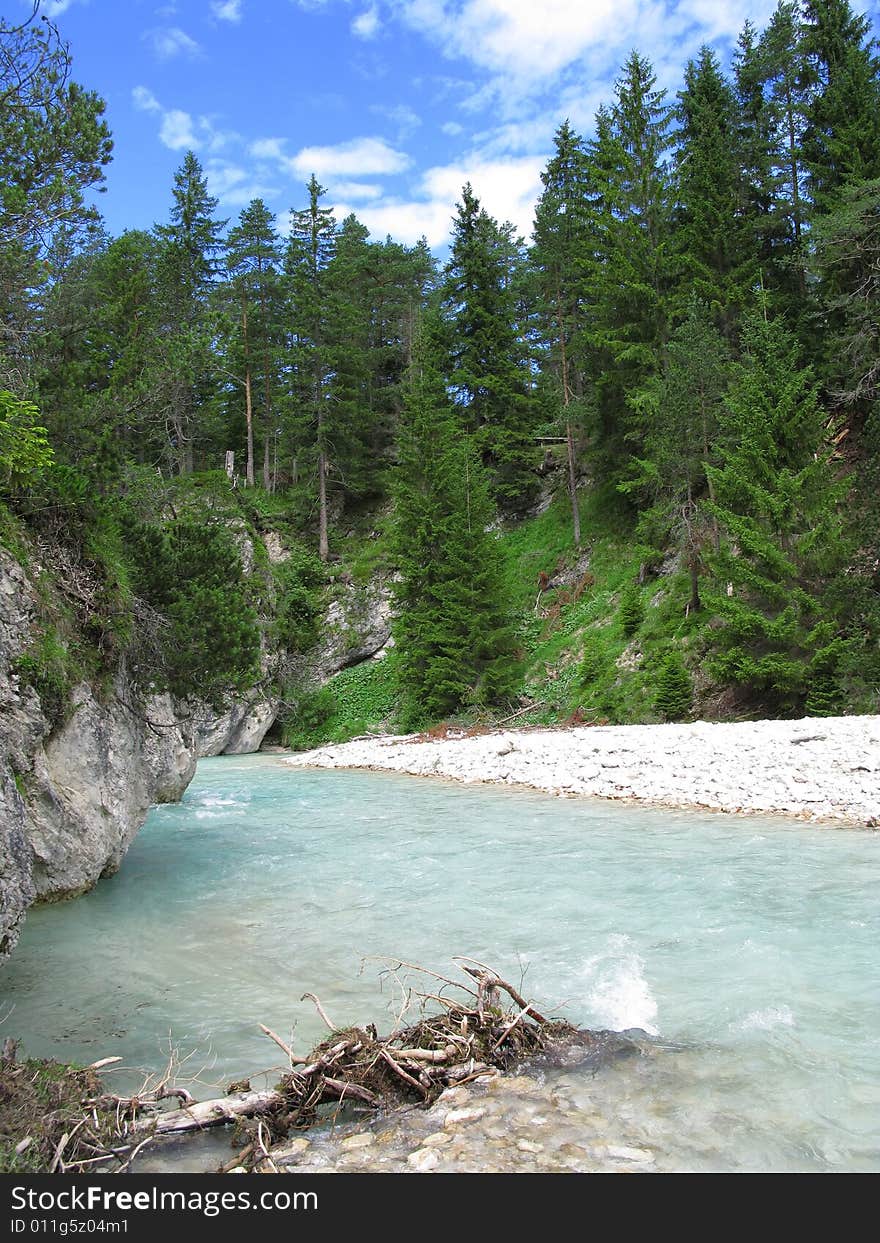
(556, 281, 581, 548)
(318, 448, 329, 562)
(262, 349, 272, 491)
(242, 291, 255, 487)
(131, 1089, 283, 1137)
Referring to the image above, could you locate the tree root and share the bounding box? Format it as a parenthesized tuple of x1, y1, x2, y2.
(2, 959, 629, 1173)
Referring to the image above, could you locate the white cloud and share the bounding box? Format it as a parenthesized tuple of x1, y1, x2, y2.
(211, 0, 243, 21)
(160, 109, 200, 150)
(330, 180, 384, 201)
(371, 102, 422, 139)
(144, 26, 202, 61)
(352, 6, 381, 38)
(206, 160, 279, 208)
(249, 137, 287, 160)
(41, 1, 79, 16)
(329, 197, 453, 247)
(132, 86, 162, 114)
(421, 154, 544, 238)
(441, 121, 463, 136)
(330, 152, 545, 248)
(287, 136, 410, 179)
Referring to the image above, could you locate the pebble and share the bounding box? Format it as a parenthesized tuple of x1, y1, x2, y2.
(407, 1148, 440, 1171)
(444, 1107, 486, 1128)
(339, 1132, 375, 1151)
(287, 716, 880, 823)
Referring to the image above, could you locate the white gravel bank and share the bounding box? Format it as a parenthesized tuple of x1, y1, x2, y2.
(286, 716, 880, 824)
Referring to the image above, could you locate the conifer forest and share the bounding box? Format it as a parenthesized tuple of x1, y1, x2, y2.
(2, 0, 880, 735)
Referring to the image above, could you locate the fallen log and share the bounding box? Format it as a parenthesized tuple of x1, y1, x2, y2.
(130, 1088, 284, 1136)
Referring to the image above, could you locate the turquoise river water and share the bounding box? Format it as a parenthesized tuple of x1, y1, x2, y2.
(1, 753, 879, 1172)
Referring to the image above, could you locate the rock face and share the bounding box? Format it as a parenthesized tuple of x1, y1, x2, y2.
(191, 693, 278, 757)
(0, 545, 275, 965)
(308, 576, 394, 683)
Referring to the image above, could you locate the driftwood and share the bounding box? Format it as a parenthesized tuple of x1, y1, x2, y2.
(118, 959, 594, 1161)
(13, 959, 634, 1173)
(131, 1088, 284, 1136)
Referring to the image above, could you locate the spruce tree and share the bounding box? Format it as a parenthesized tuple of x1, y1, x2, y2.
(801, 0, 880, 214)
(585, 53, 674, 473)
(531, 120, 592, 545)
(674, 47, 754, 335)
(705, 311, 850, 712)
(655, 651, 693, 721)
(225, 198, 283, 488)
(285, 174, 336, 558)
(154, 152, 226, 474)
(442, 183, 536, 510)
(391, 312, 518, 727)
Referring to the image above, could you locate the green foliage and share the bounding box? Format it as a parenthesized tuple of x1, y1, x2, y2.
(271, 550, 324, 651)
(655, 650, 694, 720)
(125, 517, 260, 704)
(618, 581, 645, 636)
(14, 628, 74, 725)
(0, 391, 53, 494)
(704, 312, 851, 710)
(578, 643, 608, 689)
(280, 684, 338, 751)
(392, 314, 519, 728)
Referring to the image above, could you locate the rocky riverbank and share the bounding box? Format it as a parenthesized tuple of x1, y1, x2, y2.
(286, 716, 880, 825)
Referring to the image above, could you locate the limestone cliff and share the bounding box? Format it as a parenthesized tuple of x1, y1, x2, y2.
(0, 546, 275, 964)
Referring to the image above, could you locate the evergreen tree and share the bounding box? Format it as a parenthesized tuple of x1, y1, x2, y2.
(759, 1, 812, 308)
(585, 53, 675, 474)
(619, 581, 645, 637)
(324, 220, 435, 506)
(622, 303, 731, 611)
(225, 198, 283, 488)
(813, 175, 880, 406)
(37, 229, 166, 470)
(285, 174, 336, 558)
(674, 47, 754, 335)
(442, 183, 536, 510)
(705, 311, 850, 711)
(801, 0, 880, 213)
(734, 17, 782, 279)
(655, 651, 693, 720)
(154, 152, 226, 474)
(531, 120, 592, 545)
(392, 312, 518, 726)
(0, 2, 112, 394)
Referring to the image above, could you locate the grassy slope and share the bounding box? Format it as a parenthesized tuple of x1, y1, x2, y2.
(298, 480, 712, 747)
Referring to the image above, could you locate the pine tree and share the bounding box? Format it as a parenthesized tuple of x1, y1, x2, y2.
(674, 47, 754, 335)
(705, 311, 850, 711)
(285, 174, 336, 559)
(801, 0, 880, 214)
(391, 312, 518, 727)
(585, 53, 675, 474)
(154, 152, 226, 474)
(531, 120, 592, 545)
(442, 183, 536, 510)
(225, 198, 283, 488)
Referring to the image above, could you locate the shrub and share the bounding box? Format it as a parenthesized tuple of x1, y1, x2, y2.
(618, 581, 645, 637)
(655, 651, 693, 721)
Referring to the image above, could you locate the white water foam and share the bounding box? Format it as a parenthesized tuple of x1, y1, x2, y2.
(580, 934, 659, 1036)
(733, 1005, 795, 1032)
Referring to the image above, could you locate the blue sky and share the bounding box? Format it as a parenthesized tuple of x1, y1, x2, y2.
(32, 0, 880, 251)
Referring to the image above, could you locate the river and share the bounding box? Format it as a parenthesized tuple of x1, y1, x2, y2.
(2, 754, 878, 1172)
